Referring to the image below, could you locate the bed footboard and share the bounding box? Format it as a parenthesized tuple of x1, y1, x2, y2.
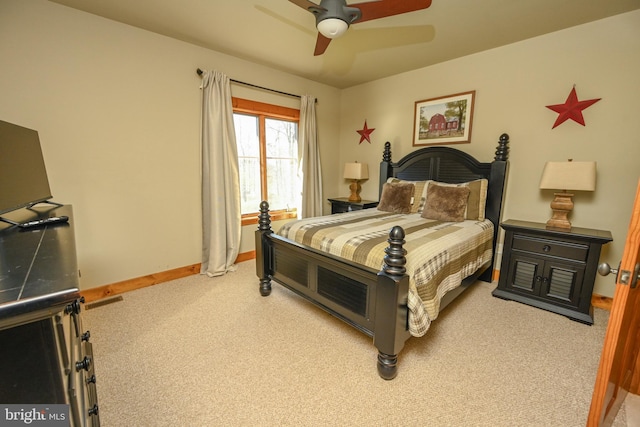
(255, 202, 411, 380)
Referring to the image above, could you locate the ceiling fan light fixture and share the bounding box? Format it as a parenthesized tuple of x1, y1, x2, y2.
(317, 18, 349, 39)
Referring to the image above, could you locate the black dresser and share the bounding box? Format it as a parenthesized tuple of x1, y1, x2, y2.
(0, 205, 99, 426)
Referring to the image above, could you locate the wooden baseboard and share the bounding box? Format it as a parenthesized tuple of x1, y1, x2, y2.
(81, 251, 257, 303)
(235, 250, 255, 263)
(591, 294, 613, 311)
(81, 263, 201, 303)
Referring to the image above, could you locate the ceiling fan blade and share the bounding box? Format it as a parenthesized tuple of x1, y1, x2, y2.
(319, 24, 435, 76)
(353, 0, 433, 23)
(314, 33, 332, 55)
(327, 24, 433, 54)
(256, 5, 316, 35)
(288, 0, 325, 13)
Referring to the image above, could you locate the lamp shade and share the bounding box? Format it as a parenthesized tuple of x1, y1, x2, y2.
(343, 162, 368, 180)
(317, 18, 349, 39)
(539, 161, 596, 191)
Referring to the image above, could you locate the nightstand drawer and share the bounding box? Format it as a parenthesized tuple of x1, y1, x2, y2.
(512, 235, 589, 262)
(328, 198, 378, 214)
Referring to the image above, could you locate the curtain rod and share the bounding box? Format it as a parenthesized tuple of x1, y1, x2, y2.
(197, 68, 305, 101)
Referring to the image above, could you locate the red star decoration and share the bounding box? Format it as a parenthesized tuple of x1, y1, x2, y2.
(546, 87, 601, 129)
(356, 120, 375, 144)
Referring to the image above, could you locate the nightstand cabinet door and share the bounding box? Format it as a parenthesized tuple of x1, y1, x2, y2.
(505, 254, 585, 307)
(493, 220, 612, 325)
(542, 260, 585, 307)
(504, 255, 543, 296)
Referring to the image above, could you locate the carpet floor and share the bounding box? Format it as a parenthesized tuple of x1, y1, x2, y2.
(83, 260, 627, 426)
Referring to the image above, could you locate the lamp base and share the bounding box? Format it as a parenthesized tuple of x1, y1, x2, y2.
(348, 180, 362, 202)
(546, 192, 574, 230)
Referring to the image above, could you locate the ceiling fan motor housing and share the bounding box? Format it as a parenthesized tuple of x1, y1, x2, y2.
(313, 0, 362, 28)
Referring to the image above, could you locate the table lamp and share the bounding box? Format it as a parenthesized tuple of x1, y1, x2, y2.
(539, 160, 596, 230)
(344, 162, 368, 202)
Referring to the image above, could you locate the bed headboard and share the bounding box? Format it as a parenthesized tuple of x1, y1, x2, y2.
(379, 134, 510, 281)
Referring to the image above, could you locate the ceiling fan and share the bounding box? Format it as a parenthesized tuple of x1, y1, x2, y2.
(289, 0, 433, 55)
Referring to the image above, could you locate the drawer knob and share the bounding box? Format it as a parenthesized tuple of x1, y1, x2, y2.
(542, 245, 551, 252)
(86, 374, 97, 384)
(76, 356, 91, 372)
(64, 297, 85, 315)
(88, 404, 99, 416)
(82, 331, 91, 342)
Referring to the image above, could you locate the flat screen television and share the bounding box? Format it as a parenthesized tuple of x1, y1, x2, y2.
(0, 120, 53, 216)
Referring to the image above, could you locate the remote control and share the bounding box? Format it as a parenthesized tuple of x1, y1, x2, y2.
(19, 216, 69, 229)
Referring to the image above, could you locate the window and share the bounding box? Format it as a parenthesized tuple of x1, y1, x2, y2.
(232, 98, 301, 225)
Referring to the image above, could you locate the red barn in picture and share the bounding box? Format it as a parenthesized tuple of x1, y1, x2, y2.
(428, 113, 459, 136)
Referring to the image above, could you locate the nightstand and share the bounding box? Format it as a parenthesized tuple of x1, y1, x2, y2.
(492, 219, 612, 325)
(328, 197, 378, 214)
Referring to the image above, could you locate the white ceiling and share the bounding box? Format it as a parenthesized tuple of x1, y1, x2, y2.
(49, 0, 640, 89)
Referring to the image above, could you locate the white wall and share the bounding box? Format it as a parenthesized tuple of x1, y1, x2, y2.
(2, 1, 639, 298)
(338, 10, 640, 297)
(0, 0, 341, 289)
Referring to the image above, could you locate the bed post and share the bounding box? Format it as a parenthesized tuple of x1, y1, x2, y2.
(378, 141, 393, 197)
(375, 225, 411, 380)
(479, 133, 510, 283)
(255, 201, 272, 297)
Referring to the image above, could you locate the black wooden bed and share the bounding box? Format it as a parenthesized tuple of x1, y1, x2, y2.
(255, 134, 510, 380)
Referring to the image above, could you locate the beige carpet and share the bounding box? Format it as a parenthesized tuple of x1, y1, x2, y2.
(83, 259, 625, 426)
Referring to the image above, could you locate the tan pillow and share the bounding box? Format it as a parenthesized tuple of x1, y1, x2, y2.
(377, 182, 415, 214)
(421, 182, 471, 222)
(423, 179, 488, 220)
(386, 178, 428, 213)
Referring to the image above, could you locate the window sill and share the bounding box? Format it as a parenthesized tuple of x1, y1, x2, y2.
(241, 210, 297, 226)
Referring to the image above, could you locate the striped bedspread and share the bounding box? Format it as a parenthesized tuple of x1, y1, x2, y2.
(277, 209, 494, 337)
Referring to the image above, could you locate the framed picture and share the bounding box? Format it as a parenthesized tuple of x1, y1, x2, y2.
(413, 90, 475, 146)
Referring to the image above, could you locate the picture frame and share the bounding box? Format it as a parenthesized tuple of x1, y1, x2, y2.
(413, 90, 475, 146)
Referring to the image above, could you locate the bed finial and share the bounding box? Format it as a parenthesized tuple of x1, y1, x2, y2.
(495, 133, 510, 161)
(382, 226, 407, 276)
(382, 141, 392, 162)
(258, 201, 271, 231)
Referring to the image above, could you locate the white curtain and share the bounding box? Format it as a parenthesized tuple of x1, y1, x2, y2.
(299, 95, 323, 218)
(199, 70, 241, 276)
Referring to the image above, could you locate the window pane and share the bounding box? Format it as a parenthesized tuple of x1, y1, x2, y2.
(266, 118, 298, 158)
(265, 118, 300, 212)
(267, 158, 299, 211)
(234, 114, 261, 214)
